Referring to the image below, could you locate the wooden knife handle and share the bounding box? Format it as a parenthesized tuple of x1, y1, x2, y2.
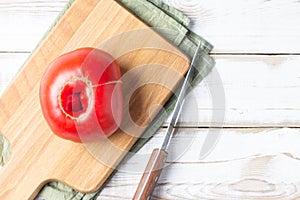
(133, 148, 168, 200)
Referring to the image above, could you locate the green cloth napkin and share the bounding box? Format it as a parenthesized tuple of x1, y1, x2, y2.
(0, 0, 215, 199)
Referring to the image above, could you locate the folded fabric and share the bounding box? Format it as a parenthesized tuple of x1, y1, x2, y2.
(0, 0, 215, 199)
(0, 135, 10, 166)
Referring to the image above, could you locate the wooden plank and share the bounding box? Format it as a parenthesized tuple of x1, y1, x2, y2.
(163, 0, 300, 53)
(172, 55, 300, 127)
(100, 156, 300, 199)
(3, 54, 300, 127)
(0, 0, 190, 199)
(119, 128, 300, 164)
(96, 128, 300, 199)
(1, 0, 300, 53)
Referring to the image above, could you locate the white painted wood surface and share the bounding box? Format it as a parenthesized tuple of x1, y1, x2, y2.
(179, 55, 300, 127)
(1, 0, 300, 53)
(164, 0, 300, 53)
(1, 0, 300, 199)
(99, 129, 300, 199)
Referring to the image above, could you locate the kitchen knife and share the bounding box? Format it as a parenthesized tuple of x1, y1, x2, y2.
(133, 42, 203, 200)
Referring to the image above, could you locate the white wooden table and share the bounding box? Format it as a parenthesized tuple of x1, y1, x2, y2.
(1, 0, 300, 199)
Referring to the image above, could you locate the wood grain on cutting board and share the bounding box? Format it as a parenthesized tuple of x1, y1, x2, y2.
(0, 0, 189, 199)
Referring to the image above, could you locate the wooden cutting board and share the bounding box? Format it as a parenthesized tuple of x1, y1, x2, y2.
(0, 0, 189, 199)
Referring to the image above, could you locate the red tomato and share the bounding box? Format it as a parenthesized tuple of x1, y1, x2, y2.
(39, 48, 123, 143)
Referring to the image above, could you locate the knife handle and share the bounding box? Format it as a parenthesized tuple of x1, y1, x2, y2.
(133, 148, 168, 200)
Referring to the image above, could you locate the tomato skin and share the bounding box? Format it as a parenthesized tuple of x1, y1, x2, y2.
(40, 48, 123, 143)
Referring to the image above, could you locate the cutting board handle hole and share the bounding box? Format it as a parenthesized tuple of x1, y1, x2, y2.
(0, 134, 11, 168)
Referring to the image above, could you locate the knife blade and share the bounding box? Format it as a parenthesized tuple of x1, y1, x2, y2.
(133, 42, 203, 200)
